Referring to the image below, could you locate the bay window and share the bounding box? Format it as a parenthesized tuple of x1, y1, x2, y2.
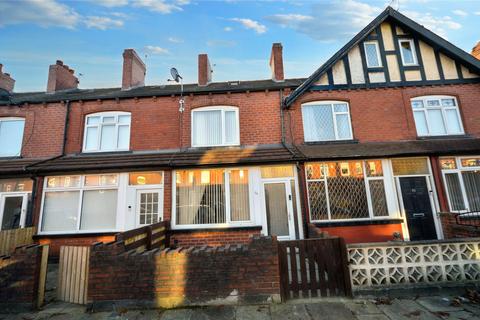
(306, 160, 390, 221)
(191, 106, 239, 147)
(41, 174, 118, 233)
(411, 96, 464, 136)
(175, 168, 250, 227)
(0, 117, 25, 157)
(302, 101, 353, 142)
(441, 157, 480, 212)
(83, 112, 131, 152)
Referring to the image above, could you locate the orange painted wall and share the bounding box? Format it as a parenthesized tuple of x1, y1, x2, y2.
(319, 223, 403, 243)
(38, 235, 116, 257)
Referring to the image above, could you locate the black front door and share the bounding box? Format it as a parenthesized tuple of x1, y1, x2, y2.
(399, 177, 437, 241)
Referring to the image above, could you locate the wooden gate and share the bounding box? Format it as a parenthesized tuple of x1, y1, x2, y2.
(57, 246, 90, 304)
(278, 237, 352, 300)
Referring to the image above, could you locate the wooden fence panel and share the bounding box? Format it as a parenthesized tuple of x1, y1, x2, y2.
(115, 221, 169, 253)
(278, 238, 352, 301)
(0, 227, 36, 256)
(57, 246, 90, 305)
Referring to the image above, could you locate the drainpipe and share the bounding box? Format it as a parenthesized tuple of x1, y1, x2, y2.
(61, 100, 71, 155)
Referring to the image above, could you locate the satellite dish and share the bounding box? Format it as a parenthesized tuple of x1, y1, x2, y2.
(170, 67, 182, 83)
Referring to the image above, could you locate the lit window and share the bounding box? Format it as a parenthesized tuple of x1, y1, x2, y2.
(191, 106, 239, 147)
(83, 112, 131, 152)
(302, 101, 353, 142)
(399, 39, 418, 66)
(306, 160, 389, 221)
(411, 96, 464, 136)
(175, 168, 250, 226)
(364, 41, 382, 68)
(129, 172, 163, 185)
(440, 157, 480, 212)
(0, 118, 25, 157)
(41, 174, 118, 233)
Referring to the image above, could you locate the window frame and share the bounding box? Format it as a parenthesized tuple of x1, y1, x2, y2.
(363, 41, 382, 68)
(398, 39, 418, 66)
(172, 167, 254, 229)
(306, 159, 393, 222)
(191, 106, 240, 147)
(0, 117, 25, 157)
(440, 156, 480, 213)
(82, 111, 131, 153)
(410, 95, 464, 137)
(39, 174, 120, 235)
(301, 101, 354, 142)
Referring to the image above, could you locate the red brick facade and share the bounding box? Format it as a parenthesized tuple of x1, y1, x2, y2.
(37, 235, 116, 257)
(170, 228, 262, 247)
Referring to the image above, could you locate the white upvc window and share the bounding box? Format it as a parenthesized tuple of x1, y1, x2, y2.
(83, 112, 131, 152)
(0, 117, 25, 157)
(364, 41, 382, 68)
(440, 156, 480, 212)
(40, 174, 119, 234)
(399, 39, 418, 66)
(173, 168, 252, 228)
(306, 160, 394, 222)
(302, 101, 353, 142)
(411, 96, 464, 137)
(191, 106, 239, 147)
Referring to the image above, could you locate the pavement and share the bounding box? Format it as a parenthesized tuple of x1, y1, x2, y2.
(1, 295, 480, 320)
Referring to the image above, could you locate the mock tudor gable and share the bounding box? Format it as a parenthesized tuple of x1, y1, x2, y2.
(284, 7, 480, 107)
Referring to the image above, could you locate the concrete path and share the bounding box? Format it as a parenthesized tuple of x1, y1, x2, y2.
(1, 295, 480, 320)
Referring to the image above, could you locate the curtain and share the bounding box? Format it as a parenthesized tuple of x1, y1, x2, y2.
(230, 170, 250, 221)
(42, 191, 80, 232)
(445, 173, 466, 211)
(302, 105, 335, 141)
(80, 190, 117, 230)
(462, 171, 480, 211)
(193, 110, 222, 146)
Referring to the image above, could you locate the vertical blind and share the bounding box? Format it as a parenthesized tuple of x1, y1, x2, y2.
(192, 108, 239, 147)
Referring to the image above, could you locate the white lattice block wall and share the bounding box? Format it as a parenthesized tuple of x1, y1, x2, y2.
(348, 239, 480, 290)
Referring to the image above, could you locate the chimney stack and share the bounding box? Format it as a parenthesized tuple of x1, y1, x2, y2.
(270, 43, 284, 82)
(0, 64, 15, 93)
(198, 54, 212, 86)
(472, 41, 480, 60)
(122, 49, 146, 90)
(47, 60, 79, 93)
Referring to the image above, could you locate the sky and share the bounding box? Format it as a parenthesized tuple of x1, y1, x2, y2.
(0, 0, 479, 92)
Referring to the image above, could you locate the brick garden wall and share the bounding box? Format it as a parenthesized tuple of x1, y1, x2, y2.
(0, 245, 46, 308)
(440, 213, 480, 239)
(169, 228, 262, 247)
(87, 236, 280, 308)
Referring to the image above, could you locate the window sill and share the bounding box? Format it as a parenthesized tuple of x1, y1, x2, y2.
(79, 150, 133, 156)
(304, 139, 358, 146)
(313, 218, 403, 227)
(189, 144, 241, 150)
(170, 225, 262, 233)
(34, 231, 118, 238)
(416, 134, 470, 140)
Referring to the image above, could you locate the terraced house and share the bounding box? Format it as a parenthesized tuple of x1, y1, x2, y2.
(1, 7, 479, 256)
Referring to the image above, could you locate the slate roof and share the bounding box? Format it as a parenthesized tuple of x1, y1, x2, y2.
(0, 78, 306, 106)
(284, 6, 480, 107)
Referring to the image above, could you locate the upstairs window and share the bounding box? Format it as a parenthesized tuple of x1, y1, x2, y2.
(411, 96, 464, 137)
(0, 118, 25, 157)
(399, 39, 418, 66)
(302, 101, 353, 142)
(83, 112, 131, 152)
(192, 106, 239, 147)
(364, 41, 382, 68)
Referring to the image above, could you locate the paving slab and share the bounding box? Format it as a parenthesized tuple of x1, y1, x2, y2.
(439, 310, 480, 320)
(270, 304, 310, 320)
(356, 315, 390, 320)
(416, 297, 464, 313)
(235, 305, 270, 320)
(376, 299, 439, 320)
(345, 301, 383, 315)
(305, 302, 356, 320)
(160, 309, 195, 320)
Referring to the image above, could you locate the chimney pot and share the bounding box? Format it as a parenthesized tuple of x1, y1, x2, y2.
(472, 41, 480, 60)
(0, 64, 15, 92)
(270, 43, 284, 82)
(47, 60, 79, 93)
(198, 54, 212, 86)
(122, 49, 146, 90)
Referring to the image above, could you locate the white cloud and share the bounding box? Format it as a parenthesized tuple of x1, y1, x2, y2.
(452, 9, 468, 17)
(266, 0, 381, 41)
(224, 26, 233, 32)
(94, 0, 129, 7)
(84, 16, 124, 30)
(403, 11, 461, 38)
(168, 37, 183, 43)
(474, 11, 480, 16)
(0, 0, 80, 28)
(230, 18, 267, 34)
(145, 45, 169, 54)
(132, 0, 190, 14)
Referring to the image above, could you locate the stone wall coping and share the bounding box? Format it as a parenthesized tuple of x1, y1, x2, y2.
(347, 237, 480, 249)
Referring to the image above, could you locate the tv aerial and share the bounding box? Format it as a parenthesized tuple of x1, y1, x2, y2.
(168, 67, 184, 113)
